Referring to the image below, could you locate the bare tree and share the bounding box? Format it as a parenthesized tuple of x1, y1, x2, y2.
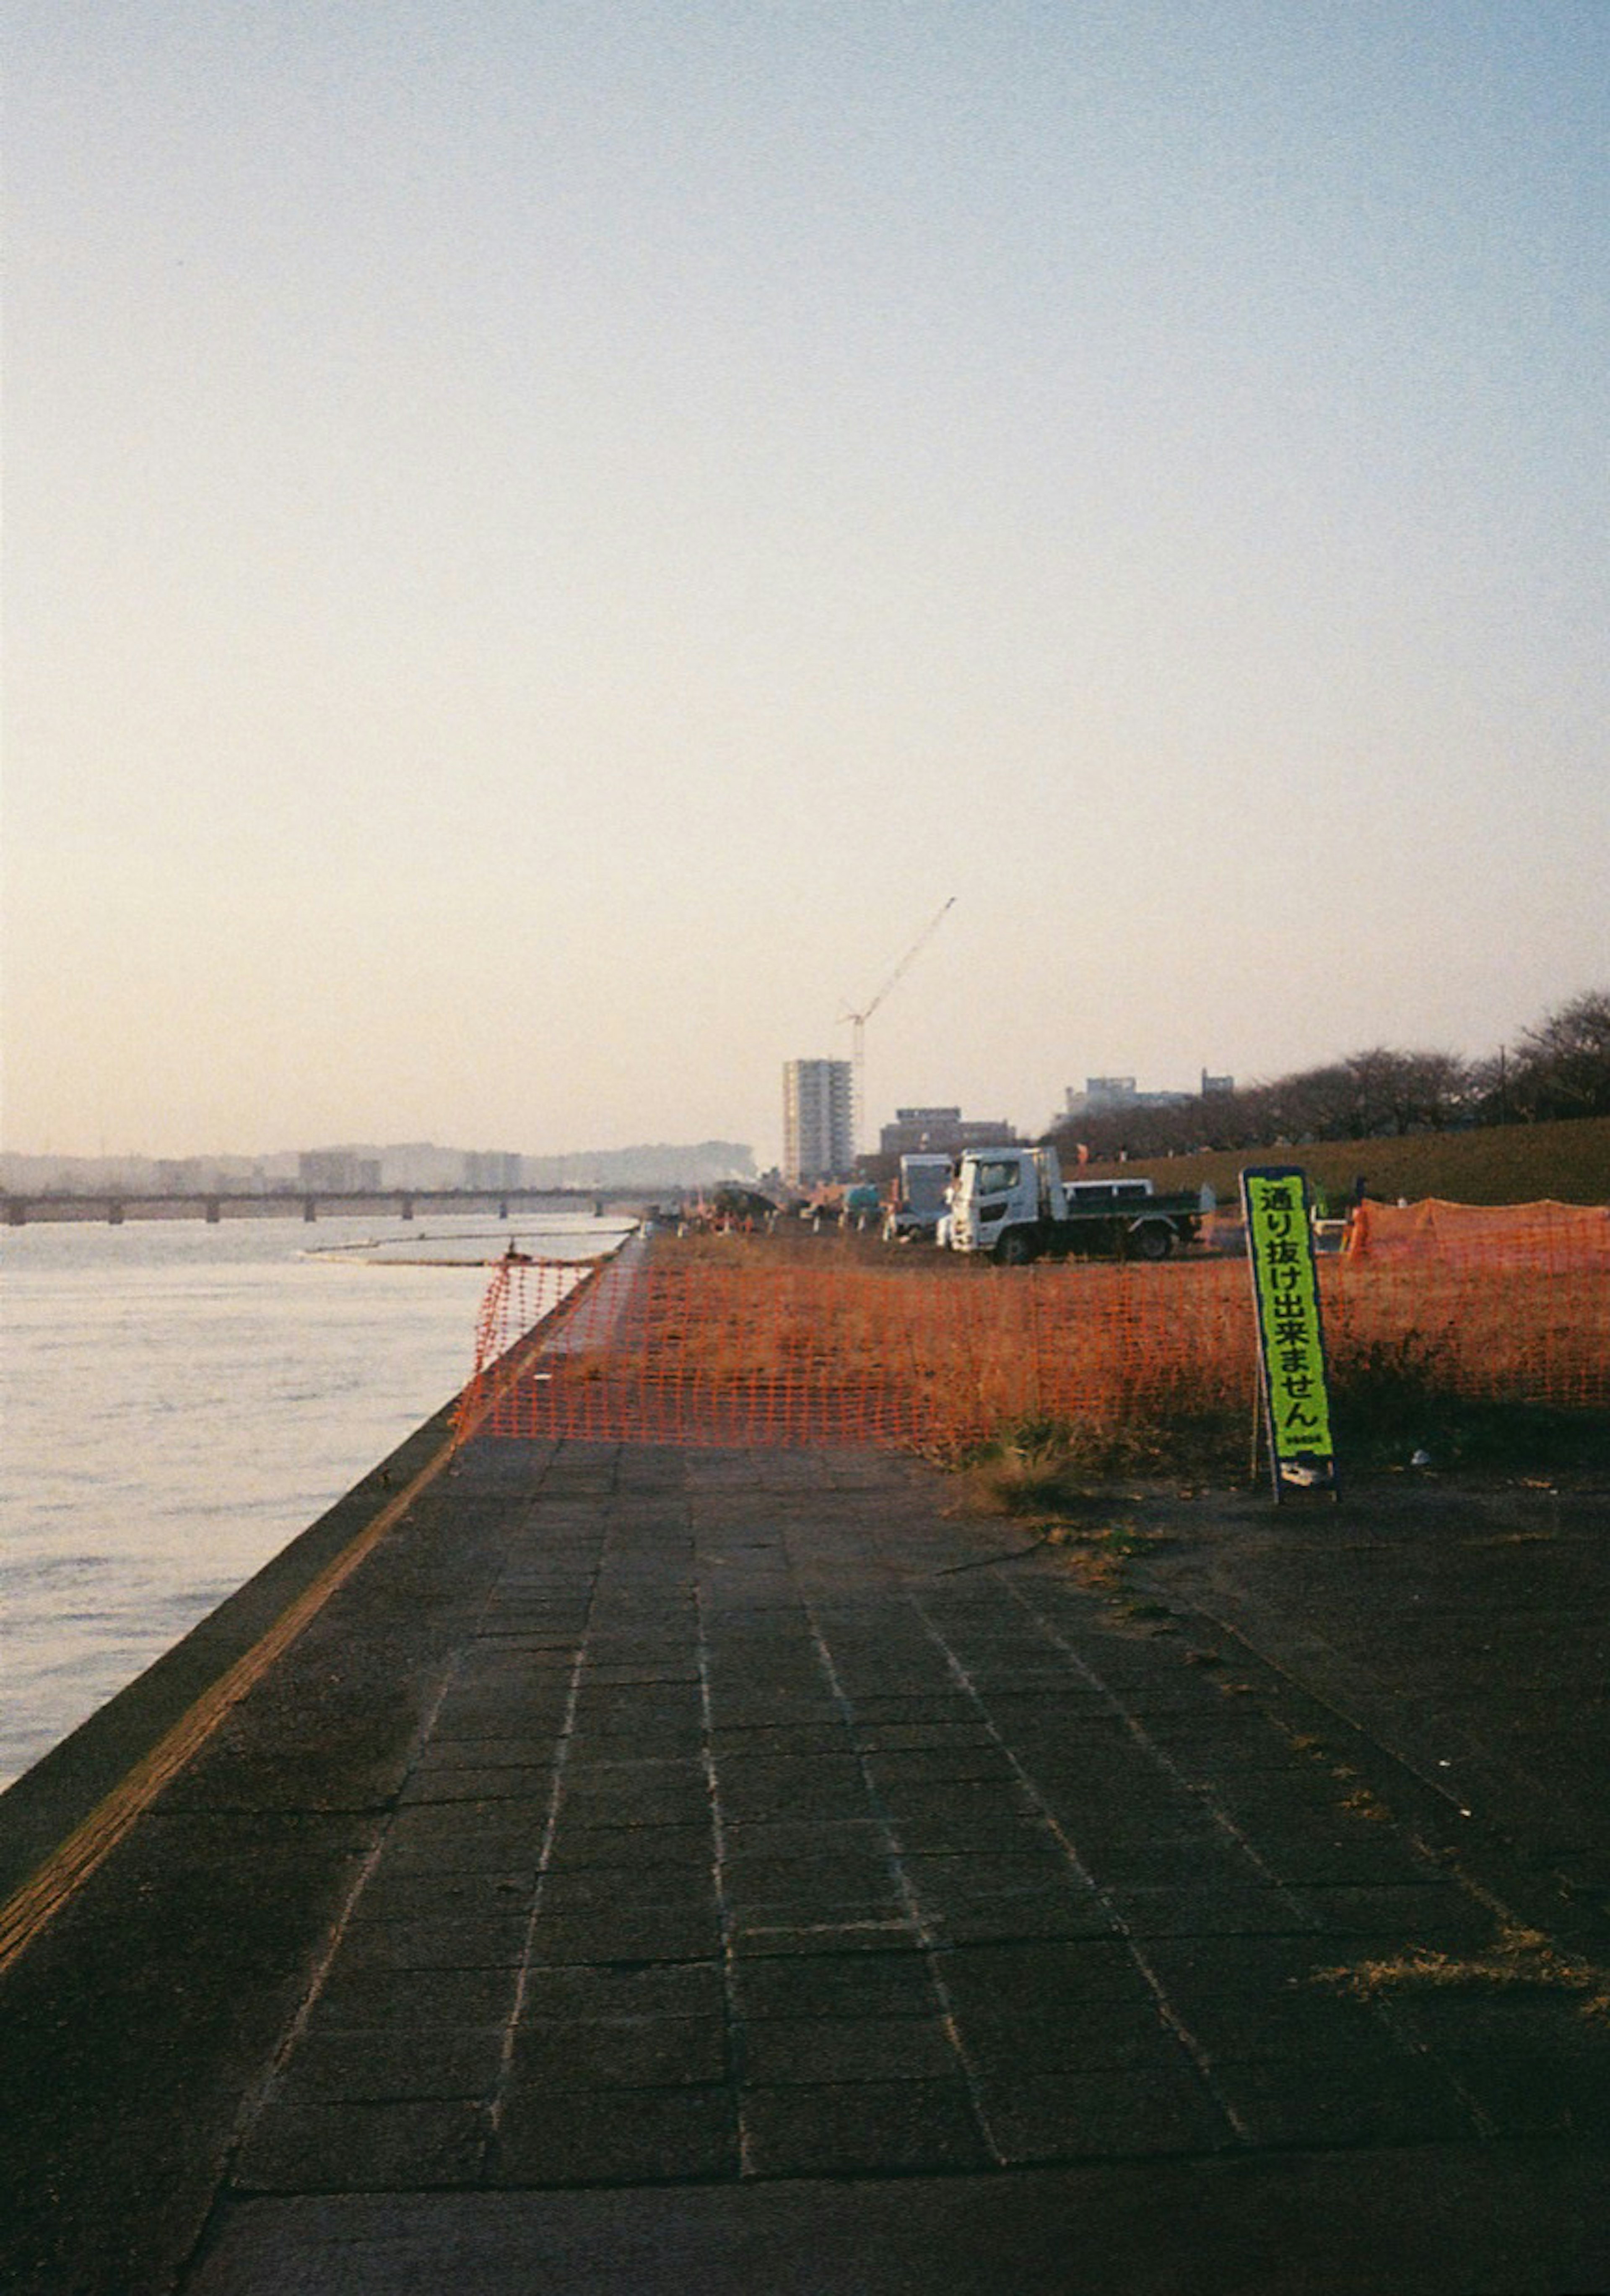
(1504, 989, 1610, 1120)
(1037, 996, 1609, 1166)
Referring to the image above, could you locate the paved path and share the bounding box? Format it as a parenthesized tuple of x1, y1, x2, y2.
(3, 1438, 1607, 2293)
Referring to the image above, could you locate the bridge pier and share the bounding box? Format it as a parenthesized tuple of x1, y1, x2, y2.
(108, 1199, 125, 1225)
(303, 1197, 317, 1223)
(6, 1198, 26, 1226)
(205, 1197, 221, 1224)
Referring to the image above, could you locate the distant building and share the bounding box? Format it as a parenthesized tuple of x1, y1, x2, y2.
(298, 1150, 381, 1192)
(155, 1157, 265, 1194)
(1061, 1076, 1192, 1122)
(877, 1107, 1017, 1158)
(782, 1060, 854, 1186)
(521, 1142, 756, 1191)
(1200, 1071, 1236, 1097)
(463, 1151, 522, 1190)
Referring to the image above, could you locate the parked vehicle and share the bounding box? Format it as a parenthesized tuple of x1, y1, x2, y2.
(947, 1145, 1212, 1263)
(883, 1153, 953, 1241)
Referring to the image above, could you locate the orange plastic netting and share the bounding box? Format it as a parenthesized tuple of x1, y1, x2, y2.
(456, 1236, 1609, 1450)
(1346, 1197, 1610, 1268)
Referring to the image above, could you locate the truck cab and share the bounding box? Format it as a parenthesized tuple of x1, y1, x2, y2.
(949, 1148, 1054, 1257)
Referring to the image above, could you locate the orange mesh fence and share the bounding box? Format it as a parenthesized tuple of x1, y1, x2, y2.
(457, 1242, 1607, 1449)
(1331, 1200, 1610, 1412)
(1346, 1197, 1610, 1269)
(1324, 1259, 1609, 1411)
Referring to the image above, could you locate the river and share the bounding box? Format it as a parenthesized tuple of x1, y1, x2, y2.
(0, 1210, 623, 1792)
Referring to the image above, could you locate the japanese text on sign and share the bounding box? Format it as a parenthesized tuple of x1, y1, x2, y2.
(1241, 1167, 1337, 1496)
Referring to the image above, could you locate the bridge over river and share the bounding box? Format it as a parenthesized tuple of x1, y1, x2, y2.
(1, 1185, 665, 1227)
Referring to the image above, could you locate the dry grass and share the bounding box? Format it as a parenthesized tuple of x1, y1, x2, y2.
(1082, 1114, 1610, 1210)
(1314, 1923, 1610, 2021)
(464, 1223, 1608, 1471)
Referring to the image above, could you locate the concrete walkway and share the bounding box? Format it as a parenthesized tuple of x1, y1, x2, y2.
(3, 1435, 1607, 2293)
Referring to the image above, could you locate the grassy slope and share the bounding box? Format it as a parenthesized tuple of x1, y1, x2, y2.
(1076, 1114, 1610, 1210)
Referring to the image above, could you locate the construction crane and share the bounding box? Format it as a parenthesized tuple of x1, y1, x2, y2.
(842, 896, 956, 1153)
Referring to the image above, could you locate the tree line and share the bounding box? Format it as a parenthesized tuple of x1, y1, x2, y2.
(1044, 988, 1610, 1162)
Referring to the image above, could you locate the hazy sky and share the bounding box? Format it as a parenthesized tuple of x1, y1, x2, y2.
(5, 3, 1607, 1166)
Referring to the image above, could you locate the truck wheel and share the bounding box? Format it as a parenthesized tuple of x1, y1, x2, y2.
(1130, 1221, 1173, 1262)
(994, 1230, 1035, 1266)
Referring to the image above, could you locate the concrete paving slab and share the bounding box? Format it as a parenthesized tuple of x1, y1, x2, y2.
(507, 2013, 729, 2090)
(491, 2082, 739, 2184)
(183, 2149, 1610, 2296)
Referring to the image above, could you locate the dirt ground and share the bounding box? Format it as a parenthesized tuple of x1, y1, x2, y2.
(1090, 1468, 1610, 1929)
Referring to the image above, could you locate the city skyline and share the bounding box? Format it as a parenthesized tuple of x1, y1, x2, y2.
(0, 1051, 1237, 1177)
(6, 5, 1607, 1169)
(0, 1135, 761, 1190)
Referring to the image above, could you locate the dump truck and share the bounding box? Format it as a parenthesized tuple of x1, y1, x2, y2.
(946, 1145, 1211, 1263)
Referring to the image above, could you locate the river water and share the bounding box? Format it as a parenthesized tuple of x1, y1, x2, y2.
(0, 1210, 624, 1792)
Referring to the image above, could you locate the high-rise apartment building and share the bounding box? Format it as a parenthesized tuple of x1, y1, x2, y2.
(782, 1059, 854, 1186)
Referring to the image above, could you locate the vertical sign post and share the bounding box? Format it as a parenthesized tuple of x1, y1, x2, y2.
(1240, 1166, 1339, 1502)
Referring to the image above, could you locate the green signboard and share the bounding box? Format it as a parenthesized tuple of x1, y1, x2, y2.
(1240, 1166, 1339, 1500)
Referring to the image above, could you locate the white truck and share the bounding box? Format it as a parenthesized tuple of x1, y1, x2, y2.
(947, 1145, 1212, 1263)
(882, 1153, 953, 1242)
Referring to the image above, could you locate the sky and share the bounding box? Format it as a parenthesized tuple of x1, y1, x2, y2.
(5, 1, 1607, 1169)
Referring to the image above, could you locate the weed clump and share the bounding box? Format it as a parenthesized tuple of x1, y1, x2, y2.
(961, 1417, 1098, 1518)
(961, 1408, 1244, 1503)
